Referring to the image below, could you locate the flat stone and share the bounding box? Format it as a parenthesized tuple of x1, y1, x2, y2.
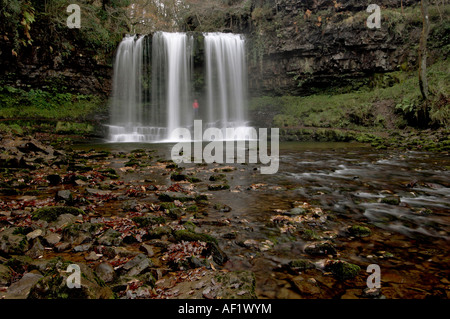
(122, 254, 152, 276)
(5, 272, 43, 299)
(26, 229, 43, 241)
(139, 243, 155, 257)
(43, 232, 61, 246)
(85, 251, 100, 261)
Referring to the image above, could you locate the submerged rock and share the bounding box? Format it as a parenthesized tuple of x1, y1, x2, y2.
(381, 196, 401, 205)
(304, 242, 337, 256)
(288, 259, 316, 272)
(348, 225, 372, 238)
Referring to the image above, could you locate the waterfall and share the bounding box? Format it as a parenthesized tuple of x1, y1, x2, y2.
(108, 35, 150, 142)
(108, 32, 252, 143)
(204, 33, 247, 131)
(152, 32, 194, 141)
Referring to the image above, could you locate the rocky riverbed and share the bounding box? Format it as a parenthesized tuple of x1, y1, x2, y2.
(0, 133, 449, 299)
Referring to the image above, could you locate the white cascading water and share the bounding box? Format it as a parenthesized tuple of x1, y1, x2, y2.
(152, 32, 194, 141)
(108, 32, 253, 142)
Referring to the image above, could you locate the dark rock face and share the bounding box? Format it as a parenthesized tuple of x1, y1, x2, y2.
(246, 0, 421, 96)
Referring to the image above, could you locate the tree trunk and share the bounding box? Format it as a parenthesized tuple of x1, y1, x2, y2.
(418, 0, 430, 101)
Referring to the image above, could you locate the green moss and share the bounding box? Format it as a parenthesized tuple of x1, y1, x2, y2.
(186, 205, 198, 212)
(209, 174, 226, 181)
(348, 225, 372, 238)
(381, 196, 401, 205)
(147, 226, 172, 239)
(32, 206, 85, 222)
(183, 221, 196, 232)
(159, 202, 177, 210)
(326, 261, 361, 281)
(288, 259, 315, 271)
(173, 230, 218, 245)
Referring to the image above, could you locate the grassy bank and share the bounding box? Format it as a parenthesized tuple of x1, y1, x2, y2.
(0, 85, 107, 137)
(250, 59, 449, 131)
(249, 58, 449, 151)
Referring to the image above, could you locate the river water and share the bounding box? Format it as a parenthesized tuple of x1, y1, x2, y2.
(78, 141, 450, 298)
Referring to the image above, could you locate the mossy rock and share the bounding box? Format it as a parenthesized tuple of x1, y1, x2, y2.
(28, 259, 114, 299)
(0, 228, 29, 255)
(124, 160, 140, 167)
(159, 202, 177, 210)
(147, 226, 172, 239)
(209, 174, 226, 182)
(381, 196, 400, 205)
(348, 225, 372, 238)
(32, 206, 85, 222)
(305, 242, 337, 256)
(173, 230, 218, 245)
(166, 207, 185, 219)
(0, 264, 12, 286)
(325, 260, 361, 281)
(186, 205, 198, 212)
(288, 259, 316, 271)
(170, 173, 200, 183)
(214, 271, 257, 299)
(301, 229, 320, 241)
(132, 216, 166, 228)
(208, 184, 230, 191)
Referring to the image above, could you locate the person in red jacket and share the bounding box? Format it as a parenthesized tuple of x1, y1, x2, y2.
(192, 99, 199, 119)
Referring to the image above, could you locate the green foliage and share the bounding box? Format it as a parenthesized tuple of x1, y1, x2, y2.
(251, 58, 450, 130)
(0, 86, 105, 120)
(0, 0, 35, 52)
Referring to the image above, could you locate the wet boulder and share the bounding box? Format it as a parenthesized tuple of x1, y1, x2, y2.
(55, 190, 73, 204)
(97, 228, 123, 246)
(325, 260, 361, 281)
(348, 225, 372, 238)
(26, 238, 45, 259)
(28, 260, 114, 299)
(32, 206, 85, 222)
(305, 242, 337, 256)
(5, 271, 43, 299)
(95, 262, 116, 283)
(120, 254, 152, 277)
(0, 264, 12, 286)
(0, 227, 29, 255)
